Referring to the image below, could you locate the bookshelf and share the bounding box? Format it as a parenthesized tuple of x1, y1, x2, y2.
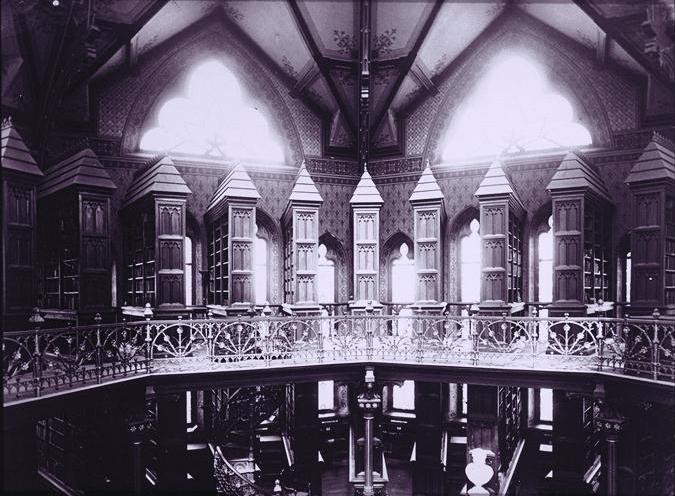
(583, 203, 611, 304)
(125, 213, 156, 307)
(507, 214, 523, 304)
(208, 218, 229, 305)
(665, 195, 675, 306)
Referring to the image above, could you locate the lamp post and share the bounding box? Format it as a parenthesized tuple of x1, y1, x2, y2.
(357, 367, 381, 496)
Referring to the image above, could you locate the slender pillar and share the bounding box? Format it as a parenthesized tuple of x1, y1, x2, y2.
(595, 400, 627, 496)
(625, 134, 675, 316)
(409, 162, 446, 312)
(547, 152, 613, 317)
(357, 368, 381, 496)
(128, 416, 150, 494)
(350, 167, 384, 313)
(283, 162, 324, 313)
(474, 159, 525, 315)
(205, 165, 260, 314)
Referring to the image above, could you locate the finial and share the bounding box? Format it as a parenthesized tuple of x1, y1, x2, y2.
(143, 303, 153, 320)
(1, 115, 13, 128)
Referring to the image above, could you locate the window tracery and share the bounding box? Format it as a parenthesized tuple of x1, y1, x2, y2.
(140, 60, 284, 163)
(441, 54, 592, 161)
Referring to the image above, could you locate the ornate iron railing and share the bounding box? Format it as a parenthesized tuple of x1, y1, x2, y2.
(3, 312, 674, 400)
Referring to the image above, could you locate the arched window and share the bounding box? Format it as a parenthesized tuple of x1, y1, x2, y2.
(184, 236, 193, 306)
(254, 236, 268, 305)
(318, 380, 334, 410)
(317, 244, 335, 304)
(391, 243, 415, 304)
(393, 380, 415, 410)
(538, 216, 553, 305)
(441, 54, 592, 161)
(140, 60, 284, 163)
(460, 219, 481, 303)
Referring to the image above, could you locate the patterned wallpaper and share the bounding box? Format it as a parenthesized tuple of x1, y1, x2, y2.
(406, 11, 641, 160)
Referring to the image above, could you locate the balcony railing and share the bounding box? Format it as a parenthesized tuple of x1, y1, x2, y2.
(3, 311, 673, 401)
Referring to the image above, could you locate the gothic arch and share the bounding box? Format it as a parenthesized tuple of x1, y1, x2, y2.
(380, 232, 414, 302)
(424, 13, 614, 164)
(120, 16, 304, 165)
(318, 231, 348, 303)
(446, 207, 480, 302)
(256, 208, 282, 304)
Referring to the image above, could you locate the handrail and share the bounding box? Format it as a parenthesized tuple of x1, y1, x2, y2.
(4, 312, 673, 400)
(498, 438, 526, 496)
(212, 444, 276, 496)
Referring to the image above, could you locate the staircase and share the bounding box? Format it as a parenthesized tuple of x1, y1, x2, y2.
(510, 426, 553, 496)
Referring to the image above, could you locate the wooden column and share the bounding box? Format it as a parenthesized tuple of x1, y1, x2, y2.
(283, 162, 323, 314)
(122, 156, 191, 310)
(294, 382, 320, 491)
(413, 382, 444, 495)
(625, 135, 675, 316)
(547, 152, 613, 317)
(1, 118, 43, 330)
(155, 391, 187, 492)
(551, 391, 589, 495)
(409, 162, 446, 312)
(474, 159, 525, 315)
(349, 167, 384, 313)
(205, 165, 260, 315)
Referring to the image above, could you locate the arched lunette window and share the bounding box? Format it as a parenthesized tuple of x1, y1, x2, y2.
(140, 60, 284, 163)
(442, 54, 592, 161)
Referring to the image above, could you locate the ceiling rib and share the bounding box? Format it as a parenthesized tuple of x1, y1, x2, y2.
(66, 0, 168, 93)
(370, 0, 443, 135)
(288, 0, 356, 138)
(571, 0, 672, 87)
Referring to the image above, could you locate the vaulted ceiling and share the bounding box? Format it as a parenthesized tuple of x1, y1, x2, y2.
(2, 0, 673, 158)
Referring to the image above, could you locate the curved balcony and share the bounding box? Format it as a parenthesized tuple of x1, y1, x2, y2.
(3, 311, 674, 404)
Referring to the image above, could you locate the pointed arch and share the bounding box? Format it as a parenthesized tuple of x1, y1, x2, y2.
(446, 207, 480, 303)
(318, 232, 348, 303)
(256, 208, 282, 304)
(381, 232, 414, 303)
